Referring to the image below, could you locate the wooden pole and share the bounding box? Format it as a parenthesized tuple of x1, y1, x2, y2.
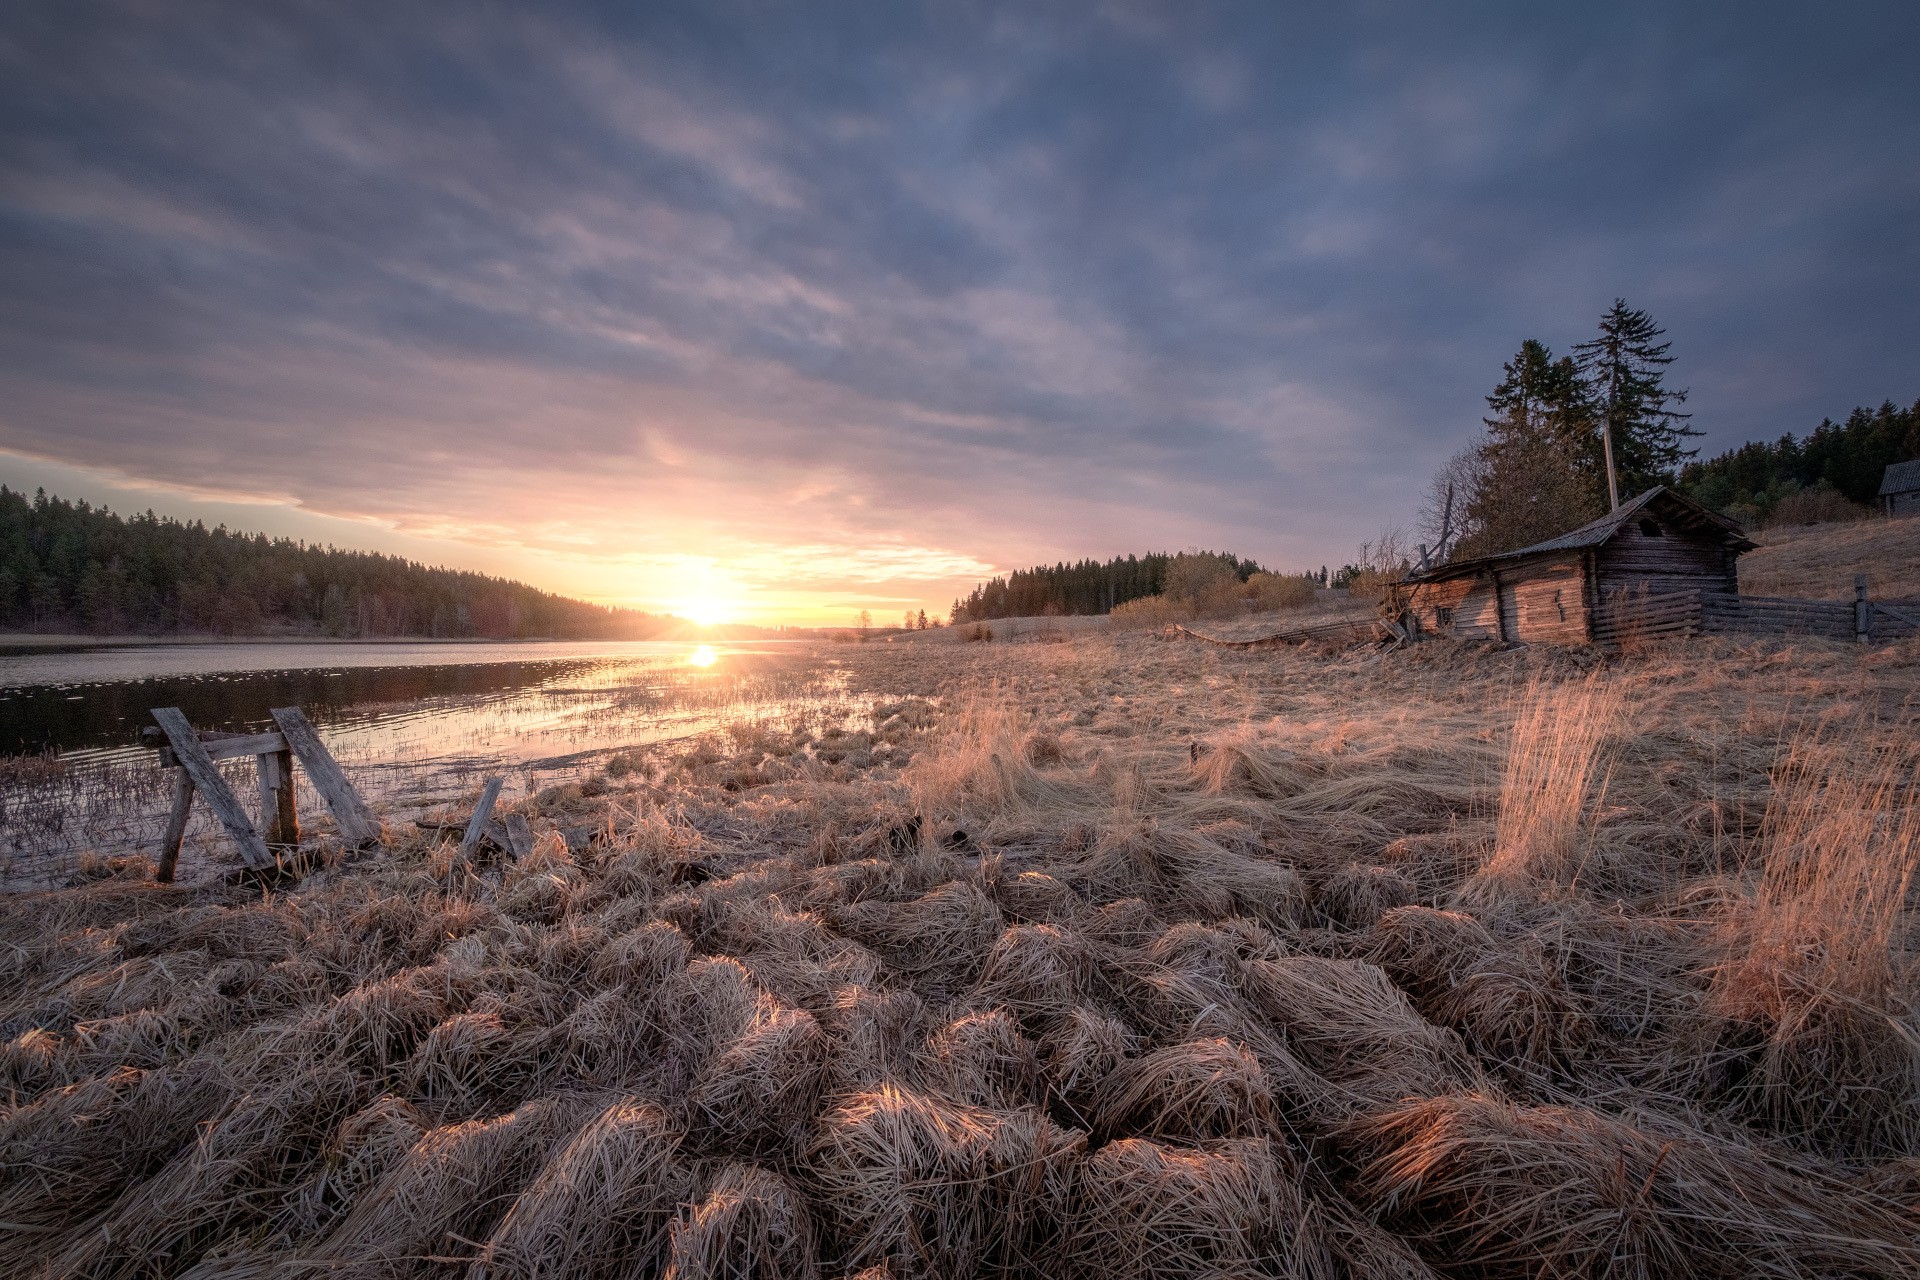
(256, 748, 299, 847)
(1856, 574, 1870, 643)
(156, 768, 195, 883)
(1601, 418, 1621, 511)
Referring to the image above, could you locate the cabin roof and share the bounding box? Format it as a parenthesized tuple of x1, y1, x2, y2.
(1879, 459, 1920, 496)
(1409, 486, 1755, 583)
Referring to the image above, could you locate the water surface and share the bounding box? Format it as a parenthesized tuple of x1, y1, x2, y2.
(0, 638, 854, 886)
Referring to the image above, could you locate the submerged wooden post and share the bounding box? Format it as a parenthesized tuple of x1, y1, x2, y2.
(151, 708, 275, 871)
(256, 746, 299, 847)
(271, 707, 378, 845)
(155, 768, 196, 884)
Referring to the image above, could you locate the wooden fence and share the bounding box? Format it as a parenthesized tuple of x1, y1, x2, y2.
(1594, 588, 1920, 645)
(1178, 581, 1918, 653)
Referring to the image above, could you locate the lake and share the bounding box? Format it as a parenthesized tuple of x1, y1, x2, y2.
(0, 638, 860, 886)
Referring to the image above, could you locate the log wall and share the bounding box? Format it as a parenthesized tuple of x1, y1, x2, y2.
(1494, 558, 1589, 645)
(1593, 516, 1738, 596)
(1407, 558, 1586, 643)
(1405, 573, 1502, 640)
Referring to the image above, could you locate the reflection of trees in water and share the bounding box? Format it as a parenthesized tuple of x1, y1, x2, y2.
(1, 649, 871, 885)
(0, 659, 608, 755)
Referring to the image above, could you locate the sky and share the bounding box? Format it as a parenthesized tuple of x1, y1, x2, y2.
(2, 1, 1916, 626)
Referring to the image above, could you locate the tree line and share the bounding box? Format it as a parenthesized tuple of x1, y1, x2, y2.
(0, 487, 669, 639)
(1679, 398, 1920, 524)
(950, 551, 1265, 622)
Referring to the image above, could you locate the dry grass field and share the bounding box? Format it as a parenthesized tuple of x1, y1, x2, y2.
(1741, 516, 1920, 599)
(4, 630, 1919, 1278)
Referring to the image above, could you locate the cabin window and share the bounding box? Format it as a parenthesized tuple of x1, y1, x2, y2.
(1553, 589, 1566, 621)
(1638, 518, 1663, 537)
(1435, 606, 1453, 628)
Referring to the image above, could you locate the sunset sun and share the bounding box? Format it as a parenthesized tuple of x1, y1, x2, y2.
(679, 597, 734, 627)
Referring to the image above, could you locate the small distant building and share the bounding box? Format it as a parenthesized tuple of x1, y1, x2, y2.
(1398, 486, 1755, 645)
(1879, 459, 1920, 517)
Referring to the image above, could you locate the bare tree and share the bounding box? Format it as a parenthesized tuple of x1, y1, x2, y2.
(1347, 527, 1413, 602)
(1418, 445, 1485, 564)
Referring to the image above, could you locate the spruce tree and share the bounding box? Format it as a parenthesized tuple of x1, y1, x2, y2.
(1460, 339, 1605, 557)
(1573, 300, 1699, 503)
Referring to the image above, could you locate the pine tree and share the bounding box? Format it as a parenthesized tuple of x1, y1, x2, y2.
(1573, 300, 1699, 503)
(1459, 339, 1605, 557)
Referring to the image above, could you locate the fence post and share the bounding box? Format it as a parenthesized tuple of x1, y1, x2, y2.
(1855, 575, 1870, 643)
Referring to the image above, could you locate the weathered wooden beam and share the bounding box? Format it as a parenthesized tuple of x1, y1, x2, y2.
(459, 777, 506, 864)
(502, 812, 535, 860)
(155, 769, 195, 883)
(270, 707, 379, 845)
(257, 748, 299, 847)
(143, 727, 291, 767)
(151, 708, 275, 870)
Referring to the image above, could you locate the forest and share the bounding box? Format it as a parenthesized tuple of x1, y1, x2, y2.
(0, 487, 668, 639)
(948, 550, 1265, 622)
(1679, 398, 1920, 523)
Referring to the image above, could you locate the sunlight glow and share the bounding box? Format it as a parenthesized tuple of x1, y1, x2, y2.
(688, 644, 718, 667)
(679, 596, 735, 626)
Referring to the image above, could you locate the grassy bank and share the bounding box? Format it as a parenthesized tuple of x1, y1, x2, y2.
(1741, 515, 1920, 599)
(3, 631, 1918, 1277)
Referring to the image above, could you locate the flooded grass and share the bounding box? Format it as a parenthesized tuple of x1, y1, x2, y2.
(0, 644, 866, 886)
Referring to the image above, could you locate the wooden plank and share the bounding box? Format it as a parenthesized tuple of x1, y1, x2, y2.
(503, 812, 535, 860)
(459, 776, 505, 863)
(270, 707, 378, 845)
(1602, 598, 1700, 620)
(1175, 616, 1374, 649)
(150, 708, 274, 870)
(256, 749, 299, 847)
(199, 730, 290, 762)
(155, 769, 195, 883)
(143, 727, 289, 768)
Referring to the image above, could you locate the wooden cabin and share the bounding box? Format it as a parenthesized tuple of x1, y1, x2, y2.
(1397, 486, 1755, 645)
(1880, 459, 1920, 518)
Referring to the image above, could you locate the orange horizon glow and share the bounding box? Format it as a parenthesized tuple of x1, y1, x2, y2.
(0, 452, 983, 630)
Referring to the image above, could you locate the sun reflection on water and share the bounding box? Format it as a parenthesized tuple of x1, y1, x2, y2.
(688, 644, 718, 667)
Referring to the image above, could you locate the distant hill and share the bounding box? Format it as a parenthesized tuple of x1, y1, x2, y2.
(0, 486, 670, 640)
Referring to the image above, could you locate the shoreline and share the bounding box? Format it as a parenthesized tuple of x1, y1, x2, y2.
(0, 632, 777, 654)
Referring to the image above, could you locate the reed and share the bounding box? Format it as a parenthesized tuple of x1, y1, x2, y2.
(0, 630, 1915, 1277)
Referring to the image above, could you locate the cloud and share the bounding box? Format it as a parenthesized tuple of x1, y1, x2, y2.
(1, 0, 1917, 621)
